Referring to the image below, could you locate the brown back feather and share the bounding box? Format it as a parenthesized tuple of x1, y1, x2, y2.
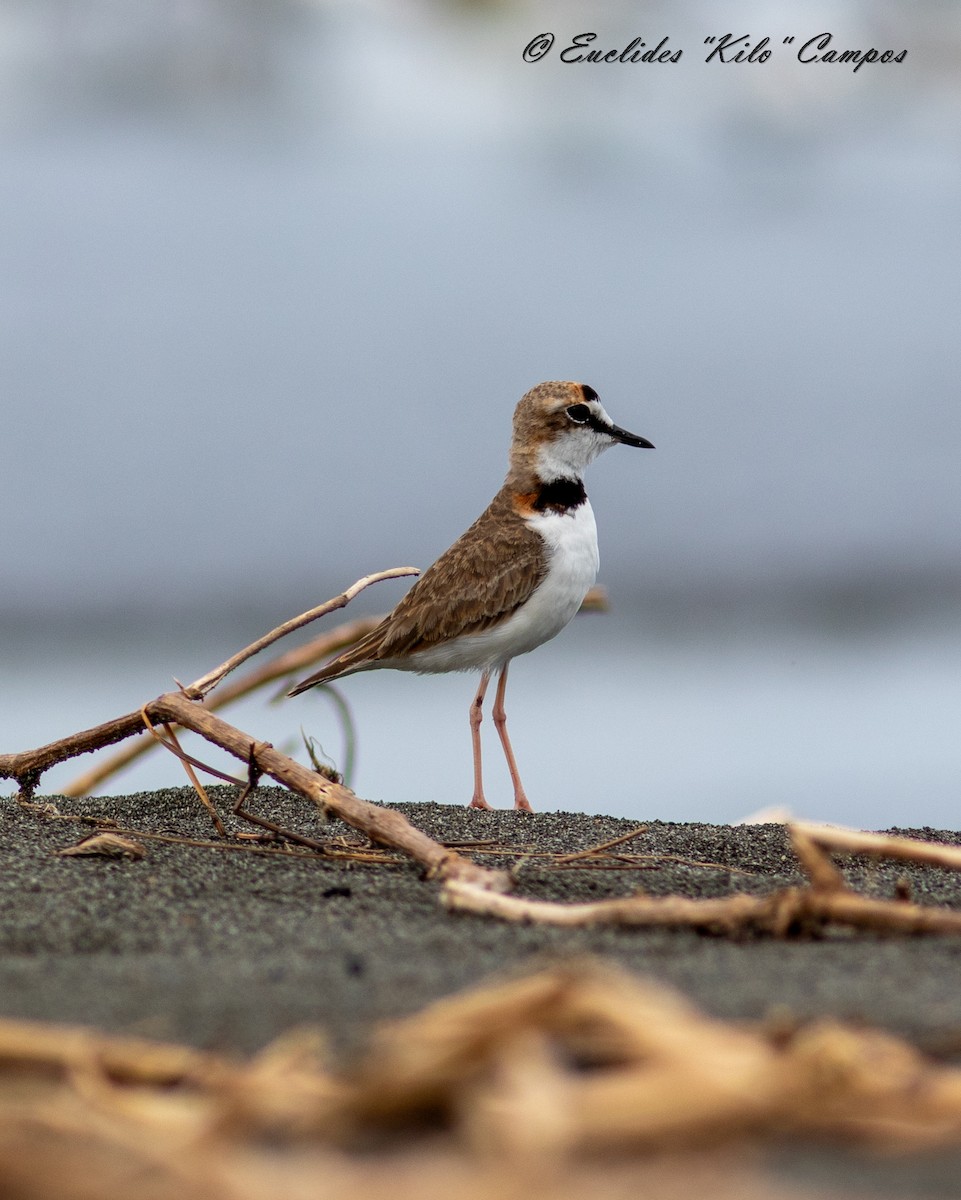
(289, 484, 546, 693)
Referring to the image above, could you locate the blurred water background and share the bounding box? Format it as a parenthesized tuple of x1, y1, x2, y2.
(2, 0, 960, 827)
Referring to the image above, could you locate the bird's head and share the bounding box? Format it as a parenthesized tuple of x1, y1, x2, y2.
(510, 381, 653, 482)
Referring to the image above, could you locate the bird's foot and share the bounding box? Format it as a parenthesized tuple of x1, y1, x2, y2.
(468, 794, 494, 811)
(513, 794, 534, 813)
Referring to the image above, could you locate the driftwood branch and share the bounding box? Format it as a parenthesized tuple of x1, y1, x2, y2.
(2, 688, 505, 890)
(0, 572, 625, 899)
(442, 878, 961, 935)
(1, 569, 508, 890)
(182, 566, 418, 700)
(0, 710, 150, 797)
(63, 583, 609, 798)
(792, 820, 961, 872)
(143, 692, 505, 890)
(61, 614, 383, 797)
(6, 570, 961, 938)
(0, 570, 416, 798)
(442, 821, 961, 936)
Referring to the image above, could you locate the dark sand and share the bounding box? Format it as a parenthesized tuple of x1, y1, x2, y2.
(4, 787, 961, 1057)
(5, 787, 961, 1196)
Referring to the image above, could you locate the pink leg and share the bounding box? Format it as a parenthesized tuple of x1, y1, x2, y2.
(492, 664, 533, 812)
(468, 671, 493, 810)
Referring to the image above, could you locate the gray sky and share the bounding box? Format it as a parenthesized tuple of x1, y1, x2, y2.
(2, 0, 960, 625)
(3, 2, 961, 825)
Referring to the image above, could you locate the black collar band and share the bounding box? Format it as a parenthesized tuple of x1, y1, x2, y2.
(533, 477, 587, 513)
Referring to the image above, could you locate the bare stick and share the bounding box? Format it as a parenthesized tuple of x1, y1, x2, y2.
(143, 691, 506, 891)
(555, 826, 649, 864)
(62, 614, 384, 797)
(791, 821, 961, 872)
(0, 711, 149, 798)
(182, 566, 418, 700)
(1, 572, 415, 797)
(62, 582, 607, 798)
(789, 826, 846, 893)
(442, 878, 961, 935)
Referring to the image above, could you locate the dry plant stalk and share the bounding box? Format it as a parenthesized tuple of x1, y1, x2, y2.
(5, 569, 961, 935)
(182, 567, 419, 700)
(443, 821, 961, 937)
(62, 614, 384, 797)
(63, 583, 610, 798)
(2, 962, 961, 1200)
(0, 567, 420, 798)
(792, 819, 961, 871)
(0, 571, 507, 893)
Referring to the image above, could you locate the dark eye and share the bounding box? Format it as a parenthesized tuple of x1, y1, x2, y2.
(566, 403, 590, 424)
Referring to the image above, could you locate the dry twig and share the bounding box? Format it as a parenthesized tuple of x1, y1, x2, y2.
(441, 822, 961, 937)
(62, 615, 383, 797)
(791, 820, 961, 871)
(2, 961, 961, 1200)
(183, 567, 419, 701)
(61, 583, 608, 798)
(555, 825, 649, 863)
(0, 569, 416, 800)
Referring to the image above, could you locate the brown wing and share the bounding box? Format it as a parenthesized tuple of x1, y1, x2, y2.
(288, 485, 545, 694)
(375, 485, 547, 657)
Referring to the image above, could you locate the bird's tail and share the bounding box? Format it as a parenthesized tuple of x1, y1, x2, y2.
(287, 660, 348, 697)
(287, 627, 384, 696)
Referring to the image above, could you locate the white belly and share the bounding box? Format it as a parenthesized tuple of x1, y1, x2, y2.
(398, 501, 600, 674)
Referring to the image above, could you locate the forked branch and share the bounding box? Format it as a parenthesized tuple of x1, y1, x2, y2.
(183, 566, 418, 700)
(0, 569, 417, 798)
(1, 570, 511, 890)
(5, 574, 961, 935)
(145, 691, 506, 889)
(61, 614, 383, 797)
(442, 821, 961, 935)
(61, 581, 608, 798)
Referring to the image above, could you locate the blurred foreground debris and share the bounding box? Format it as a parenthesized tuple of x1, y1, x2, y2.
(0, 962, 960, 1200)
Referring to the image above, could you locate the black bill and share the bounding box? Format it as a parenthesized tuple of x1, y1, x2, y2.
(587, 412, 654, 449)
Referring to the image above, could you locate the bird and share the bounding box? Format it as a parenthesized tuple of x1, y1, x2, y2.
(289, 381, 653, 811)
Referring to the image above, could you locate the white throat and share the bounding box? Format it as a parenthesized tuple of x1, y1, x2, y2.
(532, 400, 620, 482)
(536, 429, 612, 483)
